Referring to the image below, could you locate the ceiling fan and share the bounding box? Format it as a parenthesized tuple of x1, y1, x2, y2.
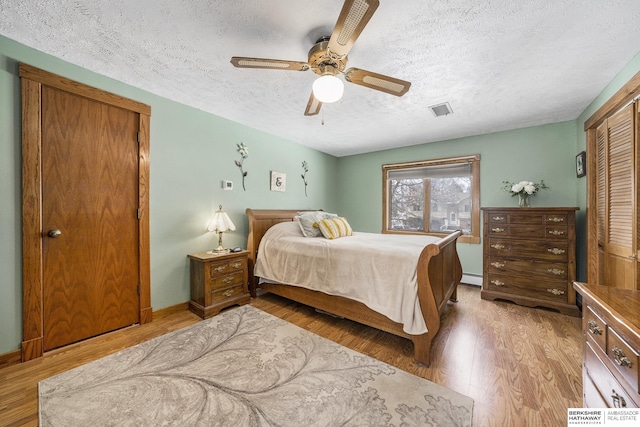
(230, 0, 411, 116)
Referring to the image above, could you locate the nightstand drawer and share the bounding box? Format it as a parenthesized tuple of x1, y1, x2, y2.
(211, 271, 245, 289)
(209, 258, 247, 277)
(211, 285, 245, 304)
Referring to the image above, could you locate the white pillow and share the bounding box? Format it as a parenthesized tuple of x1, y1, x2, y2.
(295, 211, 338, 237)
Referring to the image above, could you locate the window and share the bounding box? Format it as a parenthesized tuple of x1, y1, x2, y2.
(382, 154, 480, 244)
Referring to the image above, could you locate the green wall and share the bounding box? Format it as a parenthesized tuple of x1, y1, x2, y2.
(2, 32, 640, 357)
(0, 35, 339, 354)
(335, 122, 580, 278)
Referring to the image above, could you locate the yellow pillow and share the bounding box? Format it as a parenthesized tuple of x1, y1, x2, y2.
(318, 217, 353, 239)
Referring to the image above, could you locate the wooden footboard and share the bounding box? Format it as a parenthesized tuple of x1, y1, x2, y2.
(245, 208, 462, 366)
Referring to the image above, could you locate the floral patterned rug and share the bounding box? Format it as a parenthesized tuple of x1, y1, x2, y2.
(39, 305, 473, 426)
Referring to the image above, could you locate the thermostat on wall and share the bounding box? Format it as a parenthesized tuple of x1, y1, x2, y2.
(222, 180, 233, 191)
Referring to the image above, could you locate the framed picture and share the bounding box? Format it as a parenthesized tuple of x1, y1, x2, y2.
(270, 171, 286, 192)
(576, 151, 586, 178)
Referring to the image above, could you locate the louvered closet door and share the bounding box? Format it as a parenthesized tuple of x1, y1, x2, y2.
(595, 123, 607, 285)
(602, 104, 636, 289)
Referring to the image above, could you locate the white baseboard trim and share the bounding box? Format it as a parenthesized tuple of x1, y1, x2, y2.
(461, 274, 482, 287)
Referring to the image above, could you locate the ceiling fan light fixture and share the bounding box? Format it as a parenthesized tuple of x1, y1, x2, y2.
(312, 73, 344, 103)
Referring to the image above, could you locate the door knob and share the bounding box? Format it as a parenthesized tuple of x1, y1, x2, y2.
(47, 229, 62, 238)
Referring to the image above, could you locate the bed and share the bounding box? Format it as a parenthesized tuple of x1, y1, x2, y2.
(245, 208, 463, 366)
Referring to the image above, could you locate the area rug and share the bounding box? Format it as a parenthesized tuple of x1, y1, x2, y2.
(39, 305, 473, 426)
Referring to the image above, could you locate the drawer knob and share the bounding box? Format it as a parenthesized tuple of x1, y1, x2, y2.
(223, 289, 234, 297)
(547, 248, 565, 255)
(611, 390, 628, 408)
(223, 277, 234, 284)
(490, 280, 505, 286)
(548, 230, 565, 236)
(492, 216, 505, 221)
(231, 262, 243, 269)
(491, 227, 505, 233)
(490, 262, 505, 268)
(612, 347, 633, 368)
(587, 320, 603, 335)
(491, 244, 506, 250)
(548, 217, 565, 223)
(546, 288, 565, 296)
(215, 266, 226, 273)
(547, 268, 565, 276)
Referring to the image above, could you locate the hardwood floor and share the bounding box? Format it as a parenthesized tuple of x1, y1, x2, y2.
(0, 284, 582, 426)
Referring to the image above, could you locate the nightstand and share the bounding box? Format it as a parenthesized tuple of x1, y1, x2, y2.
(187, 250, 251, 319)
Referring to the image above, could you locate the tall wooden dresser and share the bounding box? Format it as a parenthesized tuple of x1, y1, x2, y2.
(574, 282, 640, 408)
(481, 207, 579, 316)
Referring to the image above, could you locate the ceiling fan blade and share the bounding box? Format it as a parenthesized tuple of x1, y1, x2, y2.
(327, 0, 380, 58)
(230, 57, 309, 71)
(304, 91, 322, 116)
(345, 68, 411, 97)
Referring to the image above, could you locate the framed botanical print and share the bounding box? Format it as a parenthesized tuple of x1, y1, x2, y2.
(576, 151, 586, 178)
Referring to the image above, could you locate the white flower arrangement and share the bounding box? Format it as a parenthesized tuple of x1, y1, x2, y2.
(502, 180, 548, 205)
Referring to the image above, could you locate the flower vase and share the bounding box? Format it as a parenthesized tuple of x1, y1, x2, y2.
(518, 194, 530, 207)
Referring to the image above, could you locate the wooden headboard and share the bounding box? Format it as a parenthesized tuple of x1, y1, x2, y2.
(245, 209, 319, 296)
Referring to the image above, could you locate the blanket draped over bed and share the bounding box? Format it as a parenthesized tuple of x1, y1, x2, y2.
(245, 209, 462, 366)
(255, 221, 441, 335)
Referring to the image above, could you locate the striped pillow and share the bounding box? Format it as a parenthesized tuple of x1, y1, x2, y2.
(318, 217, 353, 239)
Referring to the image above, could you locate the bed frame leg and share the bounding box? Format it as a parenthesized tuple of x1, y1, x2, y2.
(411, 336, 433, 367)
(449, 286, 458, 302)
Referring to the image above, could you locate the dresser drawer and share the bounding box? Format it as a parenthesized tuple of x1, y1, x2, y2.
(485, 273, 567, 302)
(209, 258, 247, 277)
(487, 213, 507, 223)
(586, 340, 637, 408)
(583, 369, 610, 408)
(488, 225, 542, 238)
(487, 257, 568, 281)
(545, 214, 568, 224)
(508, 212, 545, 224)
(607, 328, 640, 393)
(488, 238, 568, 261)
(584, 305, 607, 353)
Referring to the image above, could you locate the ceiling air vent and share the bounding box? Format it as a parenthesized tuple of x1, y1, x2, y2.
(429, 102, 453, 117)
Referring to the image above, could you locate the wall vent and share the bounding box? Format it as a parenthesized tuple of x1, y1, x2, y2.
(429, 102, 453, 117)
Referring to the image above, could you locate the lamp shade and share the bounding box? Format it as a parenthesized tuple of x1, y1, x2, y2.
(312, 74, 344, 103)
(207, 206, 236, 233)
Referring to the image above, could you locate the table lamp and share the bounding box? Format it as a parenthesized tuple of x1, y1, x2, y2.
(206, 205, 236, 254)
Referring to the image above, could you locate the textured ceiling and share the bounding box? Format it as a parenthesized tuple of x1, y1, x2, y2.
(2, 0, 640, 157)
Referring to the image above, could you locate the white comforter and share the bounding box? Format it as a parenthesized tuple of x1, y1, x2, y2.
(254, 221, 441, 334)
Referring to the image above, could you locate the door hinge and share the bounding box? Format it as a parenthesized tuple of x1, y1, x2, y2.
(137, 284, 141, 295)
(137, 132, 141, 144)
(137, 209, 141, 220)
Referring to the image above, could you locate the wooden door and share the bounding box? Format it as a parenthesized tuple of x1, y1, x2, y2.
(599, 104, 637, 289)
(20, 64, 152, 361)
(41, 87, 140, 350)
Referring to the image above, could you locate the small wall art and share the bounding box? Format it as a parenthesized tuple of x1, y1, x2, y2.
(576, 151, 586, 178)
(270, 171, 286, 192)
